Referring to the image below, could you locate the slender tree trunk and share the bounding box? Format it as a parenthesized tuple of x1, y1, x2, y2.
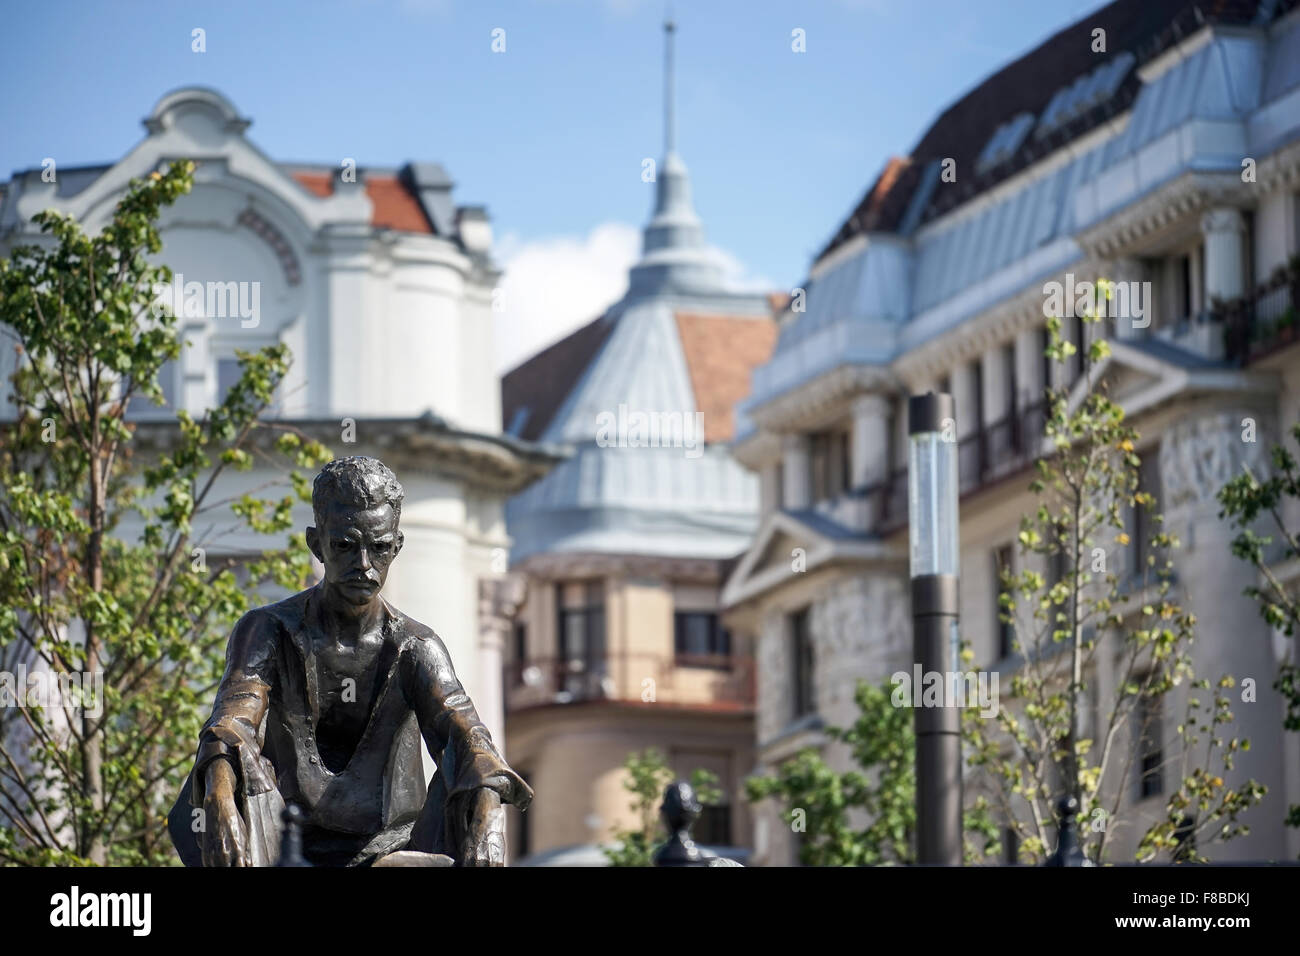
(1066, 483, 1084, 812)
(80, 410, 106, 864)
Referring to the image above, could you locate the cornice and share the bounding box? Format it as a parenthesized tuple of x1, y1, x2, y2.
(129, 415, 565, 495)
(891, 256, 1105, 386)
(1075, 171, 1250, 260)
(747, 364, 897, 434)
(512, 550, 726, 583)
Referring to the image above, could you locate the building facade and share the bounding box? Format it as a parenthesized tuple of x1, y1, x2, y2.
(724, 0, 1300, 865)
(499, 23, 777, 864)
(0, 86, 559, 754)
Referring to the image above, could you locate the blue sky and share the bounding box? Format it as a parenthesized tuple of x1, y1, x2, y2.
(2, 0, 1104, 369)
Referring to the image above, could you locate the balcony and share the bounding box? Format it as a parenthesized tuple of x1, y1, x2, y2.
(857, 400, 1048, 533)
(504, 653, 756, 714)
(1221, 268, 1299, 364)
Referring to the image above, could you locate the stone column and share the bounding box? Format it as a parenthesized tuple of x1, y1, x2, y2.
(850, 394, 891, 489)
(478, 573, 527, 752)
(1109, 257, 1148, 340)
(950, 360, 979, 439)
(1201, 208, 1247, 305)
(759, 459, 781, 515)
(980, 347, 1012, 427)
(1015, 326, 1045, 407)
(782, 433, 811, 510)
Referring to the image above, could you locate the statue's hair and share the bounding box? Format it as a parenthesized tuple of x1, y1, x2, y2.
(312, 456, 404, 525)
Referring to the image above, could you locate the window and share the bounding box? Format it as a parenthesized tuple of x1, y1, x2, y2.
(555, 581, 605, 698)
(994, 544, 1015, 660)
(810, 432, 830, 503)
(1179, 255, 1192, 325)
(513, 621, 527, 664)
(791, 607, 815, 719)
(674, 612, 731, 665)
(1048, 545, 1069, 598)
(1002, 343, 1017, 418)
(216, 357, 241, 407)
(970, 359, 984, 432)
(1127, 455, 1163, 582)
(1039, 326, 1052, 400)
(694, 804, 732, 847)
(124, 359, 177, 416)
(1137, 692, 1163, 799)
(809, 429, 850, 503)
(1068, 313, 1084, 383)
(840, 429, 852, 494)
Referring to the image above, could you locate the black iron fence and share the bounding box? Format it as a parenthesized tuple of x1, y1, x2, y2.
(859, 400, 1048, 533)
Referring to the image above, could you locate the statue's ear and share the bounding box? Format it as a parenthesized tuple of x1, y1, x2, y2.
(394, 530, 405, 558)
(306, 526, 323, 563)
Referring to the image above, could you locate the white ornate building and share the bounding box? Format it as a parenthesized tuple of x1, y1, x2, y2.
(724, 0, 1300, 865)
(0, 86, 559, 750)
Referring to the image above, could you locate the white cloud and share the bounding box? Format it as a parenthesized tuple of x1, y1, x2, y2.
(493, 222, 774, 374)
(494, 222, 639, 373)
(709, 245, 775, 294)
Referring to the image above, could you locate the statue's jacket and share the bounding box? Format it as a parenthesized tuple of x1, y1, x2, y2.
(168, 587, 532, 866)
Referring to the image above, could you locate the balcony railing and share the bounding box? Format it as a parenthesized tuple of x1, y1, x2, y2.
(858, 400, 1048, 533)
(1221, 268, 1299, 363)
(504, 653, 756, 713)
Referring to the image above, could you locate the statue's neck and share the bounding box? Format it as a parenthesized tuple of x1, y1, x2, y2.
(313, 584, 385, 643)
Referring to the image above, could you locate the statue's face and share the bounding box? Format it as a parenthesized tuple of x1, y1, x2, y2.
(307, 500, 404, 606)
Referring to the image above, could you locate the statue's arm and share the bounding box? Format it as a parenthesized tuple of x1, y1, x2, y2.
(190, 610, 276, 807)
(403, 631, 533, 811)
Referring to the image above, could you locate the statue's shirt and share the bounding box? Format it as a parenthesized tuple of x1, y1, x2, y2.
(183, 587, 530, 865)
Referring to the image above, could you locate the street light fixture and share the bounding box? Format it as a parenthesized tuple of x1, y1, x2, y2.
(908, 392, 962, 865)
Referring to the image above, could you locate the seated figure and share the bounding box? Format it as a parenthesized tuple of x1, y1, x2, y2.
(168, 456, 532, 866)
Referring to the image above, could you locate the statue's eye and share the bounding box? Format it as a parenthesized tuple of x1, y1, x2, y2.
(334, 540, 352, 551)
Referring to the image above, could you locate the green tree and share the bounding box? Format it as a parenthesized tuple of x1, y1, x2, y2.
(746, 679, 998, 866)
(601, 747, 721, 866)
(964, 292, 1263, 864)
(1217, 422, 1300, 835)
(0, 160, 328, 865)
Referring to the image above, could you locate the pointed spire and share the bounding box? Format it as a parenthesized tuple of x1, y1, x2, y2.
(664, 15, 676, 156)
(626, 15, 726, 301)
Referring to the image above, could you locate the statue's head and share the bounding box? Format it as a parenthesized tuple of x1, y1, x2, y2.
(306, 457, 405, 606)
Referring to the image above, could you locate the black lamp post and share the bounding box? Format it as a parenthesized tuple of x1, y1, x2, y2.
(908, 392, 962, 865)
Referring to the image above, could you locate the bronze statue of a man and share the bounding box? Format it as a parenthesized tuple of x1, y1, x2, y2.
(168, 456, 531, 866)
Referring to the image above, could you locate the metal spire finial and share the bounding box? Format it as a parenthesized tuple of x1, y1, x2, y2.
(664, 14, 676, 156)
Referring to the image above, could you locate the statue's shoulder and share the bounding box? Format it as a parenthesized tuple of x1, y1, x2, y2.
(386, 601, 438, 645)
(384, 600, 454, 666)
(232, 589, 311, 644)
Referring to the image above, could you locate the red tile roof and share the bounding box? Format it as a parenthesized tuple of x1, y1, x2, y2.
(365, 175, 433, 233)
(293, 171, 332, 198)
(289, 170, 433, 234)
(673, 312, 778, 443)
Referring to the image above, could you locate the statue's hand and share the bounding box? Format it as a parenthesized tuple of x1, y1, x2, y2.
(460, 788, 506, 867)
(202, 758, 249, 867)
